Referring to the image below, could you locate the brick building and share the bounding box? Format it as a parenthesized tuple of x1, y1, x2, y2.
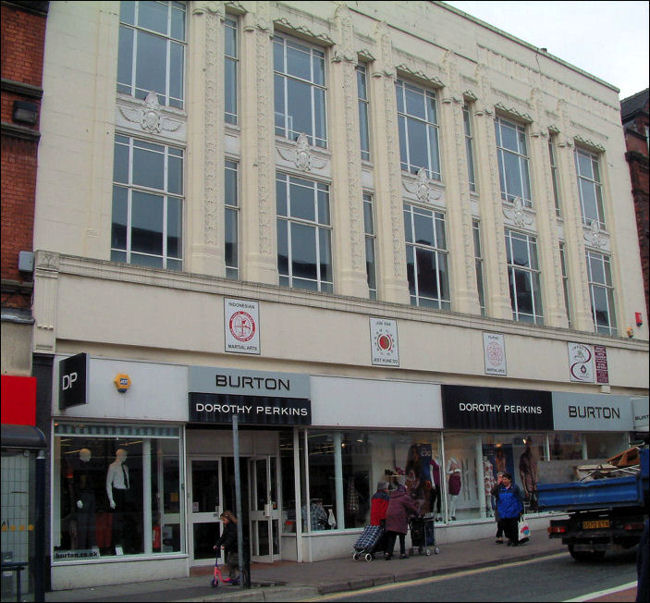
(1, 0, 49, 375)
(621, 88, 649, 317)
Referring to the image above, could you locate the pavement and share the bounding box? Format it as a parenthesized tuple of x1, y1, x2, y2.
(44, 535, 638, 603)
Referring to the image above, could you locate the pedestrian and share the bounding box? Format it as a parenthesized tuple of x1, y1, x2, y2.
(213, 510, 240, 584)
(384, 476, 420, 560)
(370, 481, 390, 527)
(494, 472, 524, 546)
(491, 471, 505, 543)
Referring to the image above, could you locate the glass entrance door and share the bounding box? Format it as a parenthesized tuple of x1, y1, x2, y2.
(248, 457, 281, 563)
(188, 458, 222, 563)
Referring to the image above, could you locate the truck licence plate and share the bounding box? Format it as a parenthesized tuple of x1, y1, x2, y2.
(583, 520, 610, 529)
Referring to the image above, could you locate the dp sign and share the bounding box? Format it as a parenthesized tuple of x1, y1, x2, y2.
(59, 353, 89, 409)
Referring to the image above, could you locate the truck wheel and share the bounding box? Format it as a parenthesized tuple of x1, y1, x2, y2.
(568, 545, 606, 562)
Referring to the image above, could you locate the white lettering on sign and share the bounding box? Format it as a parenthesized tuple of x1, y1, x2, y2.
(458, 402, 542, 414)
(62, 372, 78, 390)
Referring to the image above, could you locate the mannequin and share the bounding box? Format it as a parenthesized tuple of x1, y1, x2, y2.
(483, 456, 496, 517)
(430, 456, 442, 521)
(106, 449, 130, 552)
(519, 439, 538, 509)
(73, 448, 97, 550)
(447, 457, 461, 520)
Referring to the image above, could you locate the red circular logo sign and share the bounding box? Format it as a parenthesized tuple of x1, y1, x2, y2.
(377, 333, 393, 352)
(229, 311, 256, 342)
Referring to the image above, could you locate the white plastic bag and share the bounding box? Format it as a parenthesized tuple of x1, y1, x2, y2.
(327, 508, 337, 529)
(518, 516, 530, 543)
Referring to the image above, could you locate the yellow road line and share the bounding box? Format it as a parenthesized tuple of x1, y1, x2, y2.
(303, 553, 568, 601)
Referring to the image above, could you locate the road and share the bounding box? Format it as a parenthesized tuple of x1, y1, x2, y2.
(308, 550, 638, 602)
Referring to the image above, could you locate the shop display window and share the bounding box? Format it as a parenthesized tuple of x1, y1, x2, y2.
(584, 432, 629, 459)
(299, 430, 442, 531)
(53, 423, 183, 561)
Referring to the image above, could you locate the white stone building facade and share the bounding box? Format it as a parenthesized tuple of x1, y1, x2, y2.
(32, 1, 648, 589)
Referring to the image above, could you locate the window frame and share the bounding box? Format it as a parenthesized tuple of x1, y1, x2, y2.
(363, 192, 377, 300)
(224, 16, 239, 125)
(463, 103, 477, 193)
(276, 172, 333, 293)
(559, 242, 572, 328)
(273, 34, 328, 148)
(575, 147, 606, 230)
(225, 159, 239, 279)
(111, 134, 184, 271)
(548, 135, 561, 217)
(495, 116, 532, 207)
(586, 249, 617, 335)
(357, 64, 371, 161)
(396, 79, 442, 181)
(404, 203, 449, 309)
(117, 0, 187, 110)
(504, 228, 543, 324)
(472, 219, 486, 316)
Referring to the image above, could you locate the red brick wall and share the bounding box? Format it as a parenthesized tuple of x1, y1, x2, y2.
(1, 2, 47, 310)
(623, 98, 650, 318)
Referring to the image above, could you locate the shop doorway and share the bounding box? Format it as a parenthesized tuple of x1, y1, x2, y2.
(188, 455, 280, 564)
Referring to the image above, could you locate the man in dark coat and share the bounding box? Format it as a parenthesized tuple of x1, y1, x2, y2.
(384, 478, 419, 559)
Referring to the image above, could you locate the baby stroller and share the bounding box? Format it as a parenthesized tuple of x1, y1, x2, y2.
(409, 515, 440, 556)
(352, 524, 387, 562)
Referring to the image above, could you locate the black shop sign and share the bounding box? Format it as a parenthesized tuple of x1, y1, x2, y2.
(189, 393, 311, 426)
(442, 385, 553, 431)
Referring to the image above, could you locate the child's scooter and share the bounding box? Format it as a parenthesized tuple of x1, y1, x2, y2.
(211, 550, 239, 587)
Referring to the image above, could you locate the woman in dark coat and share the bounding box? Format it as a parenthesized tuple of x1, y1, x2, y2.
(384, 478, 420, 559)
(213, 510, 240, 583)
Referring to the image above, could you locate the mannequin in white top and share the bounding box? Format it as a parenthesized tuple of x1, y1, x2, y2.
(447, 457, 462, 520)
(106, 448, 130, 552)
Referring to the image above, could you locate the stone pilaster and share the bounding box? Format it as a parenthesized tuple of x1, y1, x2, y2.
(239, 3, 277, 285)
(186, 2, 226, 276)
(32, 251, 60, 354)
(472, 68, 512, 320)
(328, 4, 368, 299)
(368, 22, 409, 305)
(440, 55, 480, 315)
(555, 100, 594, 332)
(527, 88, 566, 328)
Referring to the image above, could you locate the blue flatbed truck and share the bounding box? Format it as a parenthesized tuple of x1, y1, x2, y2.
(537, 447, 649, 561)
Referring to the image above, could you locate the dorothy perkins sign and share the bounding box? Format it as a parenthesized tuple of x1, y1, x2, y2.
(188, 366, 311, 425)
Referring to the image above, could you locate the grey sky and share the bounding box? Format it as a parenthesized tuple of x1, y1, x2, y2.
(444, 1, 649, 100)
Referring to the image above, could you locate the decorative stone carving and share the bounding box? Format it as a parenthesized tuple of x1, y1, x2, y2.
(463, 90, 478, 102)
(277, 133, 328, 172)
(36, 251, 59, 271)
(118, 91, 183, 135)
(395, 63, 444, 89)
(403, 168, 442, 204)
(494, 102, 533, 123)
(503, 197, 534, 227)
(357, 48, 375, 62)
(584, 220, 608, 249)
(273, 17, 334, 46)
(573, 135, 606, 153)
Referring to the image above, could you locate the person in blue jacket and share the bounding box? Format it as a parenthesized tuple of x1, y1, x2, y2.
(494, 472, 524, 546)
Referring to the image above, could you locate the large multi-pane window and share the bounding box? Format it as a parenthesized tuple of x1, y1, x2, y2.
(463, 104, 477, 192)
(117, 1, 186, 109)
(504, 229, 543, 324)
(111, 135, 183, 270)
(363, 193, 377, 299)
(277, 173, 332, 292)
(559, 242, 572, 328)
(396, 80, 441, 180)
(575, 148, 606, 229)
(404, 204, 449, 309)
(225, 160, 239, 279)
(357, 64, 370, 161)
(224, 17, 238, 125)
(586, 250, 617, 335)
(548, 135, 561, 216)
(495, 117, 532, 206)
(274, 35, 327, 148)
(473, 220, 486, 316)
